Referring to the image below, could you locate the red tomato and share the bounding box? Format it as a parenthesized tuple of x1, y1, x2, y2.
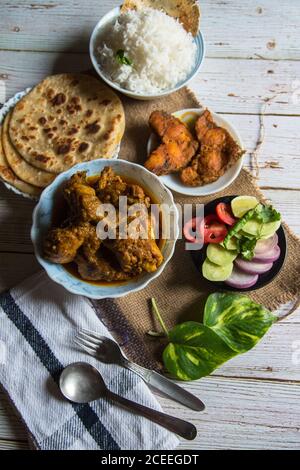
(183, 217, 203, 244)
(216, 202, 236, 226)
(200, 214, 228, 244)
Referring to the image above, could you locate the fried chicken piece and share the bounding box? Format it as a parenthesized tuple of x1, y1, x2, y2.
(180, 110, 244, 186)
(145, 111, 198, 175)
(63, 172, 101, 222)
(43, 223, 90, 264)
(75, 225, 130, 282)
(194, 109, 216, 141)
(180, 156, 202, 186)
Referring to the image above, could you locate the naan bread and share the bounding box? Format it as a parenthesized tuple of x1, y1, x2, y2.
(0, 125, 41, 198)
(121, 0, 200, 36)
(9, 74, 125, 174)
(3, 112, 55, 188)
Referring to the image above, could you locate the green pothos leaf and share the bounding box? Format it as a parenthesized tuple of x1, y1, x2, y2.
(204, 293, 276, 353)
(163, 322, 236, 381)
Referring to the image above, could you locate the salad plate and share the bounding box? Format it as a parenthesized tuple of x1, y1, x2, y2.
(188, 195, 287, 292)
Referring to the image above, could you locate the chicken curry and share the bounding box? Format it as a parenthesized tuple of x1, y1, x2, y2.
(43, 167, 164, 284)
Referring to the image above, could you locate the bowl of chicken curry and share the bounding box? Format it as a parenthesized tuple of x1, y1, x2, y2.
(31, 159, 179, 298)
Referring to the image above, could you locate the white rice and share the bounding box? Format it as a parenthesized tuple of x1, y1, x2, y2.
(96, 8, 197, 94)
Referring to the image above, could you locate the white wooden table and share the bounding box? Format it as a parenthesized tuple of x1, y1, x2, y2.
(0, 0, 300, 450)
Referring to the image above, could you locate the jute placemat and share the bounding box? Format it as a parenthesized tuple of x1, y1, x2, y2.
(92, 87, 300, 371)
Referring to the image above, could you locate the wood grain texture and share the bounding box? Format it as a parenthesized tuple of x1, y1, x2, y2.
(1, 51, 300, 116)
(0, 52, 300, 188)
(0, 389, 28, 441)
(1, 376, 300, 450)
(0, 0, 300, 452)
(0, 439, 28, 449)
(169, 377, 300, 449)
(0, 0, 299, 60)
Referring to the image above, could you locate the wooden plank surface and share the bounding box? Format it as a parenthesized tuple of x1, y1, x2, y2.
(1, 51, 300, 188)
(1, 51, 300, 116)
(0, 0, 299, 452)
(2, 376, 300, 450)
(0, 439, 28, 450)
(0, 1, 299, 60)
(171, 377, 300, 449)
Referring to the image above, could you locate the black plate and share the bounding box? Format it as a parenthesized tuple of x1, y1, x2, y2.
(190, 195, 287, 292)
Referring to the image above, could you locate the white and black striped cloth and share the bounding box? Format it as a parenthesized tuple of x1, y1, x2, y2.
(0, 272, 179, 450)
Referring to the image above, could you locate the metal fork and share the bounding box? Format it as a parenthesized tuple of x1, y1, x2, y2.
(74, 329, 205, 411)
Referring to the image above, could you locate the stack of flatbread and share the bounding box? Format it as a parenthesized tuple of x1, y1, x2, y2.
(0, 73, 125, 198)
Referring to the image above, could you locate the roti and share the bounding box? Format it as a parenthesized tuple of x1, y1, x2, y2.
(0, 125, 41, 198)
(9, 74, 125, 174)
(121, 0, 201, 36)
(2, 112, 55, 188)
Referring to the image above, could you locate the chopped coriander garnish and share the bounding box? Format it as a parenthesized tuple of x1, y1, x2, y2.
(115, 49, 133, 66)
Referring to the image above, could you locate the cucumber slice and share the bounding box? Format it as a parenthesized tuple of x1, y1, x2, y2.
(240, 230, 257, 239)
(243, 219, 262, 237)
(207, 244, 237, 266)
(202, 258, 233, 282)
(260, 220, 281, 239)
(243, 219, 281, 239)
(225, 237, 239, 250)
(231, 196, 259, 218)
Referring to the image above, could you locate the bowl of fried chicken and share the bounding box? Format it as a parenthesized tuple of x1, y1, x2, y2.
(31, 159, 179, 299)
(146, 108, 245, 196)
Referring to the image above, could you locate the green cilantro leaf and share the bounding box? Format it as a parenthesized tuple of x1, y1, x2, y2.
(255, 205, 281, 223)
(116, 49, 133, 66)
(238, 236, 258, 260)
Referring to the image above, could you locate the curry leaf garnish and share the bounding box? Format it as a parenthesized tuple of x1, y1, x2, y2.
(116, 49, 133, 66)
(151, 293, 276, 381)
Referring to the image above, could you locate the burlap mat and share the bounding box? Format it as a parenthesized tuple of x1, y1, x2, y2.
(92, 87, 300, 371)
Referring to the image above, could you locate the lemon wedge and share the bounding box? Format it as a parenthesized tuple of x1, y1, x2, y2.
(231, 196, 259, 218)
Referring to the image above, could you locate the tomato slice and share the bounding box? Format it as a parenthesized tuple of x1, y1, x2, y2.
(183, 217, 203, 244)
(216, 202, 236, 226)
(200, 214, 228, 244)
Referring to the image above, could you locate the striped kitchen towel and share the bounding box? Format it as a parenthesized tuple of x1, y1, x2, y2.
(0, 272, 179, 450)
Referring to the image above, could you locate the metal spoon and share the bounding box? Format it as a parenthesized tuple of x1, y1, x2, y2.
(59, 362, 197, 441)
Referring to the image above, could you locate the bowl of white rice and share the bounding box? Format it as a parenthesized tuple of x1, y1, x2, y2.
(89, 6, 205, 100)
